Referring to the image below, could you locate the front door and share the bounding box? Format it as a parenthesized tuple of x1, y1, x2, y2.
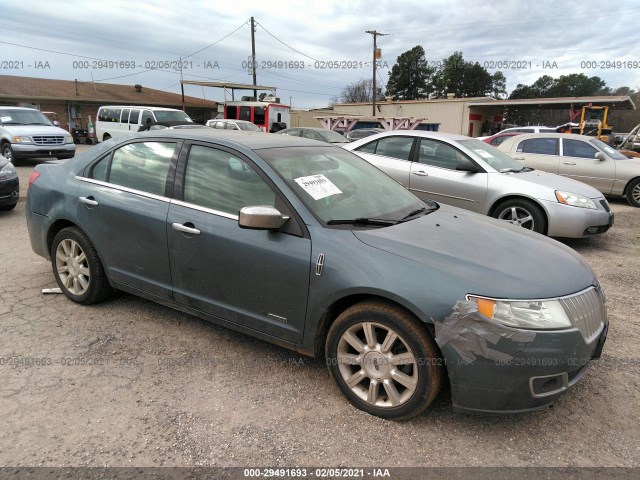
(167, 143, 312, 342)
(559, 138, 615, 193)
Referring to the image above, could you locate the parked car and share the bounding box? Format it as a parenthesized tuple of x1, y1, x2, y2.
(477, 126, 556, 141)
(0, 155, 19, 211)
(481, 131, 522, 146)
(0, 106, 76, 164)
(138, 121, 210, 132)
(343, 131, 614, 238)
(95, 106, 193, 142)
(26, 130, 608, 419)
(497, 133, 640, 208)
(206, 119, 263, 132)
(277, 127, 349, 144)
(346, 128, 384, 141)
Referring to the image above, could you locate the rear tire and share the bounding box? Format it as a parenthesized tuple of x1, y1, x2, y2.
(626, 178, 640, 208)
(493, 198, 547, 234)
(326, 301, 442, 420)
(51, 227, 113, 305)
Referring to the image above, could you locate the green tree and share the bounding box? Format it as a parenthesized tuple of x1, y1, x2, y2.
(432, 51, 506, 98)
(385, 46, 435, 100)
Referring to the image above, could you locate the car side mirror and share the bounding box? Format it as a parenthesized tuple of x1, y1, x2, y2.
(595, 152, 606, 161)
(239, 206, 289, 230)
(52, 120, 60, 127)
(456, 160, 480, 173)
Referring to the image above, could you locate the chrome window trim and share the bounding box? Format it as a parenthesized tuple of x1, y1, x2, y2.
(171, 199, 239, 221)
(75, 176, 170, 203)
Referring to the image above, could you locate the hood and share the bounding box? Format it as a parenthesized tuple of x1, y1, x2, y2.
(353, 205, 597, 299)
(1, 125, 71, 136)
(504, 169, 603, 198)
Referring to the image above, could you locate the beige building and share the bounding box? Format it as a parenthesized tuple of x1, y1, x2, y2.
(292, 96, 634, 137)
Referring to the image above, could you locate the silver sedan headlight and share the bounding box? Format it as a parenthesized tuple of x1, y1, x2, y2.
(467, 295, 572, 330)
(555, 190, 598, 209)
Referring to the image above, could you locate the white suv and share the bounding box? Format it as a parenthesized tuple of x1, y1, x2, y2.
(0, 107, 75, 164)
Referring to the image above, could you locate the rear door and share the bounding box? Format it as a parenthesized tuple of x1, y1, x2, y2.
(559, 138, 615, 193)
(511, 137, 560, 173)
(166, 142, 312, 342)
(76, 139, 180, 300)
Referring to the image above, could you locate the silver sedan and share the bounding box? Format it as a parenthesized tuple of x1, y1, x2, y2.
(497, 133, 640, 208)
(343, 131, 614, 238)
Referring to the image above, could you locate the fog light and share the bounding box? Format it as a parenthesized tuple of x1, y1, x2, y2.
(587, 227, 598, 234)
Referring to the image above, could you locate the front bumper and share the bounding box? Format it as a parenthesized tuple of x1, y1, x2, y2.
(0, 176, 19, 206)
(543, 198, 613, 238)
(437, 295, 608, 414)
(12, 143, 76, 159)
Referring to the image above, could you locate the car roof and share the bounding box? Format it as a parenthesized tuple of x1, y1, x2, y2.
(351, 130, 472, 141)
(130, 129, 330, 149)
(501, 132, 597, 141)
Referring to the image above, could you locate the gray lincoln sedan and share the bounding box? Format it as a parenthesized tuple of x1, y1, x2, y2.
(343, 131, 614, 238)
(26, 130, 607, 419)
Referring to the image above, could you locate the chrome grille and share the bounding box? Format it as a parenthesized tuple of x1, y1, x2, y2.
(559, 287, 606, 342)
(32, 135, 64, 145)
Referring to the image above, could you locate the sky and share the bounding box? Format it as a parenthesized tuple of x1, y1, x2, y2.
(2, 0, 640, 109)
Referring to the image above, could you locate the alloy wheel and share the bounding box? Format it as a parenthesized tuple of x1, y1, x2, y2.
(55, 238, 91, 296)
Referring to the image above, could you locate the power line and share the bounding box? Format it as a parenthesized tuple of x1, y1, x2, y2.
(255, 21, 321, 61)
(182, 20, 249, 60)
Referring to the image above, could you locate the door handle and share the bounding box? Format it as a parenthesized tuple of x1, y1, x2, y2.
(79, 196, 98, 206)
(514, 157, 525, 161)
(562, 161, 577, 165)
(412, 170, 429, 176)
(172, 222, 201, 235)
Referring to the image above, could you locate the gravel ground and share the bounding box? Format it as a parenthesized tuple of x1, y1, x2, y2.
(1, 153, 639, 472)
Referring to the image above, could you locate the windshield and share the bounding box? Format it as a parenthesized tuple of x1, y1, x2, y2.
(153, 110, 192, 123)
(258, 146, 424, 224)
(321, 130, 349, 143)
(0, 109, 53, 126)
(590, 139, 628, 160)
(238, 122, 261, 131)
(457, 138, 525, 171)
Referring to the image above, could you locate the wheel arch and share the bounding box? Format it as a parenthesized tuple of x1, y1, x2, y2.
(488, 194, 549, 234)
(622, 176, 640, 196)
(313, 293, 440, 360)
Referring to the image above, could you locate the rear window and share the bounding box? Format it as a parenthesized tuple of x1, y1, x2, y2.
(98, 107, 122, 122)
(516, 138, 559, 155)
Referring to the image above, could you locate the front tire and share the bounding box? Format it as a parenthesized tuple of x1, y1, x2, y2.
(51, 227, 113, 305)
(626, 178, 640, 207)
(493, 198, 547, 234)
(326, 301, 442, 420)
(1, 143, 16, 164)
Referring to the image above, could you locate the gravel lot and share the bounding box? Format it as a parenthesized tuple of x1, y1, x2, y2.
(1, 149, 639, 472)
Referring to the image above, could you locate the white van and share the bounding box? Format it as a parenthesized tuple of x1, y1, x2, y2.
(95, 106, 193, 142)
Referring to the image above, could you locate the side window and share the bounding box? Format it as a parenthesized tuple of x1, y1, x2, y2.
(129, 109, 140, 124)
(141, 110, 153, 125)
(418, 139, 466, 169)
(254, 107, 265, 125)
(517, 138, 559, 155)
(239, 106, 251, 121)
(89, 154, 110, 182)
(227, 122, 239, 130)
(302, 130, 318, 140)
(105, 142, 175, 196)
(184, 145, 276, 215)
(563, 139, 599, 159)
(121, 109, 130, 124)
(99, 108, 121, 122)
(373, 136, 414, 161)
(355, 140, 377, 154)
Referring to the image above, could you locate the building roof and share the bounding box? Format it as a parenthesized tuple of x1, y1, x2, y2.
(0, 75, 216, 109)
(468, 95, 635, 110)
(333, 96, 491, 107)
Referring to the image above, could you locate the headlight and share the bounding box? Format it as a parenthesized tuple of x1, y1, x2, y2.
(0, 162, 17, 180)
(468, 295, 572, 330)
(555, 190, 597, 209)
(12, 136, 32, 143)
(64, 135, 73, 144)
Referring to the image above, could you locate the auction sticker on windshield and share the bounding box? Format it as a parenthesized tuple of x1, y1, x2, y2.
(294, 174, 342, 200)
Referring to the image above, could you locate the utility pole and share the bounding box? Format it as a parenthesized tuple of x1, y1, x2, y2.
(179, 56, 185, 112)
(251, 16, 257, 99)
(365, 30, 388, 116)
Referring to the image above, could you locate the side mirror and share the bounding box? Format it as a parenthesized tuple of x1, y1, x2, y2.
(52, 120, 60, 127)
(595, 152, 606, 161)
(239, 206, 289, 230)
(456, 160, 481, 173)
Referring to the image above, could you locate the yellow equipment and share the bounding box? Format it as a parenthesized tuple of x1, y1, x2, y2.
(569, 105, 613, 143)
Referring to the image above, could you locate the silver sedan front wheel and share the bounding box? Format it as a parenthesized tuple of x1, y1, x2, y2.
(326, 301, 442, 420)
(493, 198, 547, 235)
